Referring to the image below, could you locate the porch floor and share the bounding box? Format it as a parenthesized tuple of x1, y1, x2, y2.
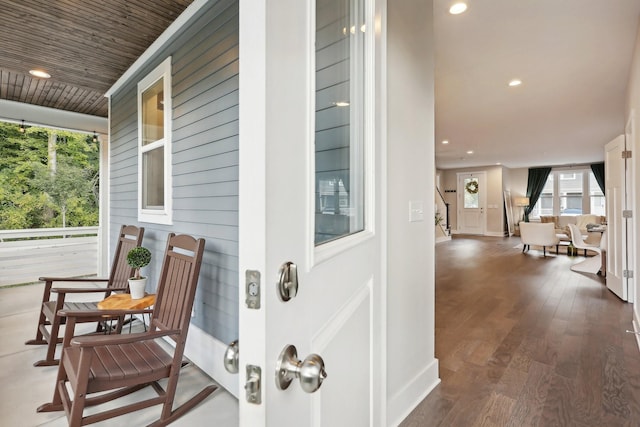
(0, 282, 238, 426)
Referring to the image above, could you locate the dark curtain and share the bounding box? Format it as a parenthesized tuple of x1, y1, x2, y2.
(590, 162, 605, 195)
(524, 167, 551, 221)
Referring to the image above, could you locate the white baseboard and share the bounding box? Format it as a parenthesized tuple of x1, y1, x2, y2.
(130, 316, 239, 398)
(633, 313, 640, 353)
(485, 231, 506, 237)
(185, 324, 239, 398)
(387, 358, 440, 427)
(436, 236, 451, 243)
(450, 230, 504, 237)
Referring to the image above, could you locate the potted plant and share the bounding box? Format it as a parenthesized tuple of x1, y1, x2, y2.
(126, 246, 151, 299)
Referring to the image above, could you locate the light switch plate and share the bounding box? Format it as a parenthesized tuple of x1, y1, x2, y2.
(409, 200, 424, 222)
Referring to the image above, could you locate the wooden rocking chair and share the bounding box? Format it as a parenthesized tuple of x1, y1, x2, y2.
(37, 233, 217, 426)
(25, 225, 144, 366)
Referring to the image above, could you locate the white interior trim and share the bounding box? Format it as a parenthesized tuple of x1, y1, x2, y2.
(386, 359, 440, 427)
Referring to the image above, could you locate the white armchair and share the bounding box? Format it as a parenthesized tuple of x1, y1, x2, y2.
(519, 222, 560, 257)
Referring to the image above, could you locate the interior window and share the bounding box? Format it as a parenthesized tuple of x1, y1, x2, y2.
(530, 169, 603, 218)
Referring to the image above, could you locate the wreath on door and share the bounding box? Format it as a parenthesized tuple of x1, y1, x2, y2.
(465, 181, 479, 194)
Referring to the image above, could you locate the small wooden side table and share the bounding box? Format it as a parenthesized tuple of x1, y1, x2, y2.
(98, 293, 156, 332)
(98, 293, 155, 310)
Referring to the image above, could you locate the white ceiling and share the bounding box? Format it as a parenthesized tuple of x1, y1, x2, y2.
(434, 0, 640, 170)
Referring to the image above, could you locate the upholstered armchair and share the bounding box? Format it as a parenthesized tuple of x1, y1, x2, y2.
(519, 222, 560, 257)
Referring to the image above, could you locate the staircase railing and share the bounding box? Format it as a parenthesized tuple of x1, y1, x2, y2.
(435, 187, 450, 236)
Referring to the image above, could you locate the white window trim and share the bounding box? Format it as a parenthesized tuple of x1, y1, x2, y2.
(137, 57, 172, 225)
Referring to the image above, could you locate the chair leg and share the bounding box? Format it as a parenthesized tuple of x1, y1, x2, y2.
(34, 313, 63, 366)
(37, 350, 71, 413)
(543, 247, 547, 257)
(25, 307, 48, 345)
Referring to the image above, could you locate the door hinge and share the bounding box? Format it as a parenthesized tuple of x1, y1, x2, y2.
(623, 270, 634, 279)
(622, 150, 632, 159)
(623, 210, 633, 219)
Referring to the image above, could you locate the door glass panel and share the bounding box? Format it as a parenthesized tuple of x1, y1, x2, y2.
(463, 177, 479, 208)
(315, 0, 365, 245)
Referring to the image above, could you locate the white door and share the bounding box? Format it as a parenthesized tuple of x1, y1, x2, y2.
(605, 135, 628, 300)
(238, 0, 383, 426)
(457, 172, 486, 235)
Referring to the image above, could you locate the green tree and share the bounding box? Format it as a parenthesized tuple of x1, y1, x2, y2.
(0, 121, 99, 230)
(31, 159, 97, 228)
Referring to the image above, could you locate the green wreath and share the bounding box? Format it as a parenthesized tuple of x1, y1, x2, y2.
(465, 181, 479, 194)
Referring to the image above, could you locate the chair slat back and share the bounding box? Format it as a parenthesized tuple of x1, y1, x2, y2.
(150, 233, 205, 344)
(108, 225, 145, 293)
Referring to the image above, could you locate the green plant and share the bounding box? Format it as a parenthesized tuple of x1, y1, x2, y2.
(435, 213, 444, 226)
(127, 246, 151, 280)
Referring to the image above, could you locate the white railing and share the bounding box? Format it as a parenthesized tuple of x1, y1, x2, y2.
(0, 227, 99, 287)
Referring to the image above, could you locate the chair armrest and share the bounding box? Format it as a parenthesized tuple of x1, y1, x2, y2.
(58, 308, 153, 318)
(71, 329, 180, 347)
(39, 276, 109, 283)
(51, 287, 112, 294)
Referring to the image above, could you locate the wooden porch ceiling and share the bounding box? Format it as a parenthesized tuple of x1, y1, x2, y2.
(0, 0, 194, 118)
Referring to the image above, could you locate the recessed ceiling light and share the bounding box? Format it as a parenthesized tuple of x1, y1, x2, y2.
(466, 150, 474, 154)
(449, 2, 468, 14)
(29, 69, 51, 79)
(508, 79, 522, 87)
(442, 140, 449, 144)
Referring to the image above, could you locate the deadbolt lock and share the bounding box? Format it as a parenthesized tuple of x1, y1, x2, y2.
(277, 262, 298, 302)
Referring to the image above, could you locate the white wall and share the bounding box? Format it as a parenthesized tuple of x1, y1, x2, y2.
(625, 18, 640, 338)
(386, 0, 439, 424)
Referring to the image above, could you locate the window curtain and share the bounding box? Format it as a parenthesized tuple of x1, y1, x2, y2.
(524, 167, 551, 222)
(590, 162, 605, 195)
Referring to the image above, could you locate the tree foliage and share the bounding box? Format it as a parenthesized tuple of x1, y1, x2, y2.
(0, 121, 99, 229)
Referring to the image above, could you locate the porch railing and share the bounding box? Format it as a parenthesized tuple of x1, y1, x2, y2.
(0, 227, 99, 287)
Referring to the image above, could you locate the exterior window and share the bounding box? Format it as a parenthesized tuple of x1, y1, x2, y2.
(314, 0, 365, 245)
(589, 173, 605, 215)
(559, 172, 582, 215)
(137, 57, 172, 224)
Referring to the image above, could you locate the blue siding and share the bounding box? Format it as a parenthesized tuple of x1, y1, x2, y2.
(109, 0, 239, 344)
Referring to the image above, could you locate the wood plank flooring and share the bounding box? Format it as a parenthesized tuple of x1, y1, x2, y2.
(401, 235, 640, 427)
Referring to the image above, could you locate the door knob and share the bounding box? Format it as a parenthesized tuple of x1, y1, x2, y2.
(275, 344, 327, 393)
(223, 340, 239, 374)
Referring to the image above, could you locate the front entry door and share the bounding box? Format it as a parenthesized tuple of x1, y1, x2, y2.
(457, 172, 486, 235)
(238, 0, 383, 425)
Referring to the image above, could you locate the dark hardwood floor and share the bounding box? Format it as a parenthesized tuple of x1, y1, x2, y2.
(401, 235, 640, 427)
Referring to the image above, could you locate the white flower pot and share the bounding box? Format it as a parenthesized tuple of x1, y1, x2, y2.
(128, 277, 147, 299)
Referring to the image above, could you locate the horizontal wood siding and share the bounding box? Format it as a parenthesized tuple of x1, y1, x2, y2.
(109, 0, 239, 344)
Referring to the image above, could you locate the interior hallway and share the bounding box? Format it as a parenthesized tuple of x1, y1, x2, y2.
(402, 235, 640, 426)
